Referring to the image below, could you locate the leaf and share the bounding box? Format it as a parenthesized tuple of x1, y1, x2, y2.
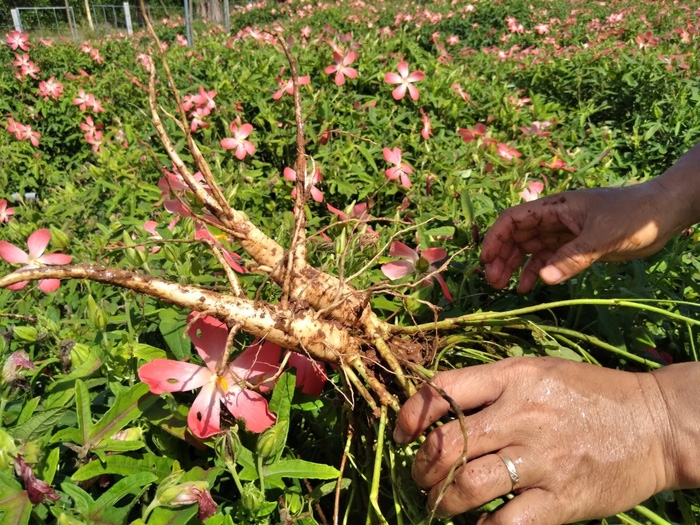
(47, 352, 103, 393)
(424, 226, 455, 237)
(10, 406, 66, 442)
(262, 459, 340, 480)
(75, 379, 93, 447)
(268, 372, 294, 421)
(146, 506, 199, 525)
(0, 472, 31, 525)
(88, 383, 155, 447)
(61, 482, 94, 514)
(158, 309, 191, 360)
(73, 454, 173, 482)
(90, 472, 156, 518)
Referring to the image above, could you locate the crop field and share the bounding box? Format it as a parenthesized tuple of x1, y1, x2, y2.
(2, 0, 700, 523)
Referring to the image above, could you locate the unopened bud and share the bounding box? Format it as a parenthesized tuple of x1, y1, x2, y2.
(240, 483, 264, 511)
(255, 422, 286, 463)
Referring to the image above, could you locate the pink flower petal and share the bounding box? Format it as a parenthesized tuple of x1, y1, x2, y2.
(384, 72, 402, 85)
(26, 229, 50, 260)
(7, 281, 29, 291)
(397, 61, 409, 78)
(283, 167, 297, 182)
(288, 353, 326, 396)
(407, 84, 420, 101)
(223, 386, 275, 433)
(138, 358, 211, 394)
(421, 247, 447, 264)
(434, 274, 454, 301)
(0, 241, 28, 264)
(187, 314, 229, 372)
(220, 137, 237, 150)
(188, 382, 222, 438)
(229, 340, 281, 386)
(389, 241, 419, 260)
(392, 84, 407, 100)
(38, 253, 72, 265)
(38, 278, 61, 293)
(310, 186, 324, 203)
(382, 147, 401, 165)
(407, 71, 425, 82)
(381, 260, 415, 280)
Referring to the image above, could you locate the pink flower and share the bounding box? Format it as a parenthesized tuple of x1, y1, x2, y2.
(176, 34, 188, 46)
(419, 108, 432, 140)
(495, 142, 522, 161)
(189, 106, 211, 132)
(519, 181, 544, 202)
(0, 199, 15, 223)
(382, 147, 413, 189)
(7, 118, 40, 147)
(194, 225, 247, 274)
(73, 89, 97, 112)
(5, 30, 30, 51)
(273, 75, 311, 100)
(384, 61, 425, 101)
(136, 53, 152, 71)
(191, 86, 217, 111)
(138, 313, 281, 437)
(324, 51, 358, 86)
(446, 35, 460, 46)
(220, 118, 256, 160)
(301, 26, 311, 39)
(520, 120, 552, 137)
(0, 229, 72, 292)
(81, 116, 104, 152)
(457, 123, 487, 143)
(381, 241, 453, 301)
(283, 167, 324, 202)
(37, 76, 64, 100)
(540, 157, 576, 172)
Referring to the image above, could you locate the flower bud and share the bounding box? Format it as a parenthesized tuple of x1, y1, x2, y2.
(255, 422, 286, 463)
(12, 326, 38, 343)
(86, 295, 107, 332)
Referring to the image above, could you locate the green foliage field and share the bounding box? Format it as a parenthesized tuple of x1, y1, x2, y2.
(2, 0, 700, 523)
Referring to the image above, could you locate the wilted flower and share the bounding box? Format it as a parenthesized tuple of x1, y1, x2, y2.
(14, 456, 60, 505)
(381, 241, 453, 300)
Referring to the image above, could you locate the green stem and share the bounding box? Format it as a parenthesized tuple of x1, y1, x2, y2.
(368, 405, 389, 525)
(0, 395, 7, 429)
(257, 454, 265, 499)
(631, 504, 673, 525)
(391, 298, 700, 335)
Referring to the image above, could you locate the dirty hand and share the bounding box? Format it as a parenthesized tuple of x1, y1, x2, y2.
(479, 180, 683, 292)
(393, 357, 689, 525)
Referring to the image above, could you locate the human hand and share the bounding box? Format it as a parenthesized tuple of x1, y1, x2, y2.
(479, 181, 680, 292)
(393, 357, 673, 524)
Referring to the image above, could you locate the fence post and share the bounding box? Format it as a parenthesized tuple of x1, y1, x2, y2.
(223, 0, 230, 34)
(123, 2, 133, 36)
(11, 9, 23, 32)
(183, 0, 193, 47)
(84, 0, 95, 30)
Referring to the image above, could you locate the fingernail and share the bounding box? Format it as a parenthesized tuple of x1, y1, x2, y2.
(540, 265, 564, 284)
(393, 426, 409, 444)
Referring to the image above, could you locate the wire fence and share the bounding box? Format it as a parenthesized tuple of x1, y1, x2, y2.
(5, 1, 245, 42)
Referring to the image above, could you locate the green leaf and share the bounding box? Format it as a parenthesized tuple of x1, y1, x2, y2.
(146, 506, 199, 525)
(73, 454, 173, 482)
(61, 482, 94, 514)
(47, 352, 103, 393)
(0, 472, 31, 525)
(75, 379, 93, 447)
(262, 459, 340, 480)
(424, 226, 455, 238)
(88, 383, 155, 446)
(158, 309, 191, 360)
(10, 406, 66, 442)
(90, 472, 156, 518)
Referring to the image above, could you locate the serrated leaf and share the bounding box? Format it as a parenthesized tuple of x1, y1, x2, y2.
(88, 383, 155, 446)
(61, 482, 94, 514)
(73, 453, 173, 482)
(90, 472, 156, 517)
(10, 406, 66, 442)
(75, 379, 92, 446)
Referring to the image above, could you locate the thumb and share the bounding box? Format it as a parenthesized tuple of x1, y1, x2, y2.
(477, 489, 563, 525)
(540, 237, 601, 285)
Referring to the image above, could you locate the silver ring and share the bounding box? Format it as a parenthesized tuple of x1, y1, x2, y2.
(498, 454, 520, 491)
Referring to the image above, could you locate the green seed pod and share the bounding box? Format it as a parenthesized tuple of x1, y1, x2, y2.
(86, 295, 107, 332)
(240, 483, 264, 511)
(13, 326, 38, 343)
